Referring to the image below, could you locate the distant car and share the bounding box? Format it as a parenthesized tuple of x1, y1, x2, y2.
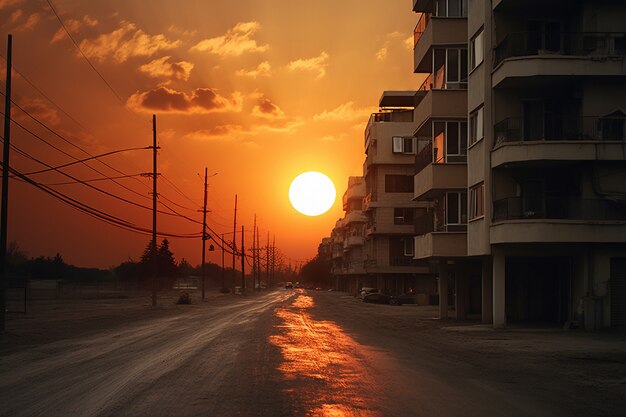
(362, 293, 401, 305)
(285, 282, 293, 289)
(314, 287, 322, 291)
(359, 287, 379, 299)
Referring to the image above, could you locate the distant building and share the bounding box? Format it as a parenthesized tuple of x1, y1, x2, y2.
(330, 94, 437, 301)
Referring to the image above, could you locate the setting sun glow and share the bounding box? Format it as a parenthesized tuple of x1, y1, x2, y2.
(289, 172, 336, 217)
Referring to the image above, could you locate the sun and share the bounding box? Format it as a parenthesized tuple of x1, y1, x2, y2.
(289, 171, 336, 216)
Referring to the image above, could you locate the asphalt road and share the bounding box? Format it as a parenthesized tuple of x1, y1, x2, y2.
(1, 289, 624, 417)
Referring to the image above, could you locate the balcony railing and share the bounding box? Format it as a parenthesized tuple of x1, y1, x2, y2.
(415, 140, 468, 173)
(493, 197, 626, 221)
(414, 210, 467, 235)
(390, 257, 421, 266)
(413, 12, 432, 46)
(493, 32, 626, 68)
(494, 116, 626, 147)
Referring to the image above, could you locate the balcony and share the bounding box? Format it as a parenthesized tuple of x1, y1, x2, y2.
(414, 232, 467, 259)
(414, 89, 467, 133)
(492, 116, 626, 167)
(344, 210, 367, 225)
(414, 18, 468, 73)
(414, 210, 468, 236)
(363, 193, 377, 211)
(493, 197, 626, 222)
(413, 164, 467, 201)
(344, 235, 365, 249)
(493, 32, 626, 87)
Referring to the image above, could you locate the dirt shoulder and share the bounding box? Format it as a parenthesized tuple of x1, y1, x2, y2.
(1, 288, 260, 354)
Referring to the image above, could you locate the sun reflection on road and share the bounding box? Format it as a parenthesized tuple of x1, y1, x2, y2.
(270, 295, 381, 417)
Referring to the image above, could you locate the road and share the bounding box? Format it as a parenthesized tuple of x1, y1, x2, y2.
(1, 289, 625, 417)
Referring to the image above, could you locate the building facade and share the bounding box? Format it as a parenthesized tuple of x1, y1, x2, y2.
(412, 0, 626, 328)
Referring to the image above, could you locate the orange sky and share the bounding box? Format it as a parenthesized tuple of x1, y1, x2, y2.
(0, 0, 419, 268)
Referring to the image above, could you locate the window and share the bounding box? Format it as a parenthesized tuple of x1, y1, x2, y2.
(433, 48, 468, 89)
(469, 106, 484, 145)
(394, 208, 415, 225)
(403, 238, 415, 257)
(470, 29, 484, 71)
(469, 183, 485, 220)
(433, 0, 467, 17)
(433, 121, 468, 162)
(392, 136, 416, 154)
(446, 192, 467, 225)
(385, 175, 414, 193)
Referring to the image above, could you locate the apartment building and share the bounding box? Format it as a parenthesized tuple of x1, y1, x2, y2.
(332, 177, 368, 293)
(359, 92, 436, 298)
(411, 0, 626, 328)
(412, 0, 483, 320)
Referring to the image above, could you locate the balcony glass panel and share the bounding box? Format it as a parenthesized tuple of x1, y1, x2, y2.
(494, 32, 626, 68)
(493, 197, 626, 221)
(494, 114, 626, 147)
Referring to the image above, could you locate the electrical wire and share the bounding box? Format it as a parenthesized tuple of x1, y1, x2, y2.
(44, 0, 126, 105)
(3, 162, 203, 239)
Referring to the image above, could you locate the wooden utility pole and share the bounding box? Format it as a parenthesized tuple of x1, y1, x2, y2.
(151, 114, 158, 307)
(0, 34, 12, 331)
(265, 232, 270, 288)
(200, 167, 208, 300)
(271, 235, 276, 288)
(221, 233, 225, 290)
(240, 225, 245, 290)
(256, 223, 260, 289)
(252, 214, 257, 289)
(231, 194, 237, 292)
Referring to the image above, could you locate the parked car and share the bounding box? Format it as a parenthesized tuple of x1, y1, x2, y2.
(285, 282, 293, 289)
(362, 292, 401, 305)
(359, 287, 379, 299)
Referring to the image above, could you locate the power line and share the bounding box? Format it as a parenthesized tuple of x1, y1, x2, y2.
(0, 97, 153, 201)
(45, 0, 126, 105)
(0, 54, 91, 132)
(24, 146, 149, 175)
(4, 162, 202, 239)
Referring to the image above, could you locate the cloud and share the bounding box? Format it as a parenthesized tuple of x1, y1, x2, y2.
(139, 56, 194, 81)
(167, 24, 197, 38)
(127, 87, 243, 114)
(15, 12, 40, 32)
(287, 51, 329, 79)
(17, 98, 59, 126)
(9, 9, 22, 23)
(190, 21, 268, 57)
(376, 47, 388, 61)
(51, 15, 98, 43)
(313, 102, 375, 122)
(184, 125, 245, 141)
(236, 61, 271, 78)
(79, 21, 181, 63)
(405, 36, 414, 50)
(251, 96, 285, 119)
(0, 0, 22, 9)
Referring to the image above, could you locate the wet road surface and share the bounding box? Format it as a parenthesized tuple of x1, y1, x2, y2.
(1, 289, 624, 416)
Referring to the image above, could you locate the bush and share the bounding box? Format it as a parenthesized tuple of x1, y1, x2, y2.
(176, 292, 192, 304)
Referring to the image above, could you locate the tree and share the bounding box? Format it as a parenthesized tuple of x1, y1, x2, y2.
(157, 238, 177, 277)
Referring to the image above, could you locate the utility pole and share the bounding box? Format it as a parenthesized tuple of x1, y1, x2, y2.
(252, 214, 257, 290)
(151, 115, 158, 307)
(241, 225, 245, 291)
(0, 34, 12, 331)
(200, 167, 208, 301)
(232, 194, 237, 292)
(271, 235, 276, 288)
(256, 223, 260, 289)
(266, 232, 270, 288)
(221, 233, 225, 291)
